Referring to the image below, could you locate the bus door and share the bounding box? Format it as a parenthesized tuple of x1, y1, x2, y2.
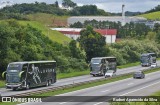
(27, 64, 41, 87)
(21, 64, 28, 86)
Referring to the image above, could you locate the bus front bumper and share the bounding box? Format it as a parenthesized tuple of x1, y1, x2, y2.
(90, 71, 103, 76)
(6, 83, 24, 89)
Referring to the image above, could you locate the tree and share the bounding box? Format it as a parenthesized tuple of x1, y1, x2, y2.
(154, 23, 160, 33)
(70, 21, 83, 28)
(62, 0, 77, 8)
(69, 40, 85, 59)
(146, 32, 156, 41)
(156, 31, 160, 44)
(79, 25, 106, 62)
(55, 1, 59, 8)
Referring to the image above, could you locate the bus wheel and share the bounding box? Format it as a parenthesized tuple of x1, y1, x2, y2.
(26, 84, 30, 90)
(12, 87, 17, 91)
(46, 80, 49, 87)
(48, 80, 52, 86)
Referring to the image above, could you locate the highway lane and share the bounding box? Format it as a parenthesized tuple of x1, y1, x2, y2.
(1, 61, 160, 96)
(18, 70, 160, 105)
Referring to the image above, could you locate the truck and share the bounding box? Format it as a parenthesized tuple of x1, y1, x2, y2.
(2, 61, 56, 90)
(89, 57, 117, 76)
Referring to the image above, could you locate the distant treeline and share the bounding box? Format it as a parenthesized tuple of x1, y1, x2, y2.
(145, 5, 160, 14)
(0, 2, 109, 20)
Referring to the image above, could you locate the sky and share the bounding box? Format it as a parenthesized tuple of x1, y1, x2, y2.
(1, 0, 160, 13)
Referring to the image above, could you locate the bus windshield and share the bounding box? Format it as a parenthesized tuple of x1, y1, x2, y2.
(6, 64, 22, 83)
(141, 56, 149, 63)
(7, 64, 22, 72)
(106, 58, 116, 62)
(150, 53, 156, 57)
(108, 63, 116, 70)
(91, 59, 101, 63)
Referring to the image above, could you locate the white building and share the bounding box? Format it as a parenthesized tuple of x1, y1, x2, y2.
(67, 16, 147, 26)
(51, 28, 117, 43)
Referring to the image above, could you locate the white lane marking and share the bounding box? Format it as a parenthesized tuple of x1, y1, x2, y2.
(127, 83, 134, 85)
(17, 102, 32, 105)
(101, 90, 110, 92)
(59, 102, 67, 104)
(94, 102, 103, 105)
(120, 81, 160, 96)
(17, 103, 28, 105)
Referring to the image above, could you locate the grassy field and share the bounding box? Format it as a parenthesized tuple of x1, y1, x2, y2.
(18, 20, 71, 44)
(27, 13, 69, 27)
(138, 11, 160, 20)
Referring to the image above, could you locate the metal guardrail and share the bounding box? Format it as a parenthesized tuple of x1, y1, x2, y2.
(11, 66, 160, 97)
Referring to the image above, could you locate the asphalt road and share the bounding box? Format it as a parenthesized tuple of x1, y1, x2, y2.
(0, 61, 160, 97)
(18, 70, 160, 105)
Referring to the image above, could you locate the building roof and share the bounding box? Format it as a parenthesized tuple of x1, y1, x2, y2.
(59, 31, 80, 35)
(51, 28, 117, 36)
(95, 29, 117, 35)
(68, 16, 147, 25)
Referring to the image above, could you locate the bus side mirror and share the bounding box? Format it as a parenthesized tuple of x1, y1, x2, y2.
(19, 71, 25, 78)
(2, 71, 7, 79)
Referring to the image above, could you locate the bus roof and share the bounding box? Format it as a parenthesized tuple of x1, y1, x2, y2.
(147, 53, 155, 55)
(141, 53, 149, 56)
(9, 61, 56, 65)
(141, 53, 155, 56)
(91, 57, 116, 60)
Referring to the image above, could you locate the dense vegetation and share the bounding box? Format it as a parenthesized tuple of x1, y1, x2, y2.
(0, 20, 87, 74)
(79, 26, 107, 62)
(77, 25, 160, 65)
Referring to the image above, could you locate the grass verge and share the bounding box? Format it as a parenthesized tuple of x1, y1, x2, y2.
(57, 70, 90, 79)
(0, 102, 19, 105)
(117, 62, 140, 69)
(0, 80, 5, 88)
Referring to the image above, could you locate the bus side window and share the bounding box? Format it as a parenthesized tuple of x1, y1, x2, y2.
(101, 59, 105, 63)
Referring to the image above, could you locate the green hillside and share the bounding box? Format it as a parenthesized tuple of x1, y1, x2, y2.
(27, 13, 69, 26)
(19, 20, 71, 44)
(138, 11, 160, 20)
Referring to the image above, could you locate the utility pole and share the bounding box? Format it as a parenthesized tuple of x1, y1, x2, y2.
(105, 25, 109, 43)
